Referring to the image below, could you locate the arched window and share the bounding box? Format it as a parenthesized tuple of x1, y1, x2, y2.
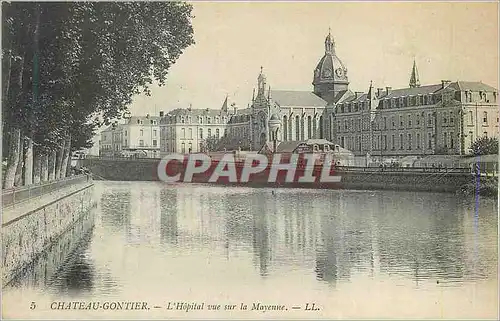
(283, 115, 288, 140)
(319, 115, 324, 139)
(295, 115, 300, 141)
(307, 116, 312, 139)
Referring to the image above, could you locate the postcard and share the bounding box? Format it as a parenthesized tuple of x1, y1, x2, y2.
(2, 1, 498, 319)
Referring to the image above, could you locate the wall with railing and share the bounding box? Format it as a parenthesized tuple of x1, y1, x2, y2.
(2, 174, 96, 286)
(2, 174, 91, 208)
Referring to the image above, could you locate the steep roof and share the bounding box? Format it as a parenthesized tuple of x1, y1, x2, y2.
(166, 108, 225, 117)
(271, 90, 327, 107)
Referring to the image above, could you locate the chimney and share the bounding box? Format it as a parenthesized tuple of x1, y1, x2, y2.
(441, 80, 451, 89)
(159, 111, 164, 117)
(377, 88, 384, 97)
(386, 87, 392, 96)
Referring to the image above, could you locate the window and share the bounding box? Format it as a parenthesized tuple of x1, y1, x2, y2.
(443, 132, 448, 148)
(216, 128, 220, 138)
(199, 128, 203, 139)
(153, 140, 157, 147)
(484, 131, 488, 137)
(181, 117, 185, 124)
(392, 116, 396, 128)
(188, 143, 192, 153)
(450, 136, 454, 149)
(483, 111, 488, 124)
(125, 131, 127, 137)
(416, 133, 420, 149)
(199, 117, 203, 124)
(400, 134, 404, 149)
(391, 135, 395, 150)
(408, 133, 412, 150)
(189, 128, 193, 139)
(181, 143, 185, 154)
(400, 115, 404, 127)
(139, 140, 144, 147)
(469, 111, 473, 124)
(308, 116, 312, 138)
(416, 114, 420, 126)
(383, 117, 387, 129)
(450, 111, 454, 124)
(208, 128, 212, 137)
(408, 115, 412, 127)
(428, 113, 432, 126)
(140, 129, 144, 136)
(344, 120, 348, 131)
(295, 116, 300, 140)
(181, 128, 185, 139)
(428, 133, 432, 149)
(153, 130, 157, 137)
(207, 117, 211, 124)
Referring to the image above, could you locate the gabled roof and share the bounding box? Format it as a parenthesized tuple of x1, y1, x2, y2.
(127, 115, 160, 124)
(454, 81, 497, 92)
(166, 108, 225, 117)
(271, 90, 327, 107)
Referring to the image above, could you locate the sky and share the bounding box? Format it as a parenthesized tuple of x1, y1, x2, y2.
(128, 1, 499, 117)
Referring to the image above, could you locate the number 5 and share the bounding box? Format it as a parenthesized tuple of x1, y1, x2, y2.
(30, 302, 36, 310)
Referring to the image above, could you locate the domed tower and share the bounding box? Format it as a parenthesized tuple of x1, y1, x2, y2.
(312, 29, 349, 104)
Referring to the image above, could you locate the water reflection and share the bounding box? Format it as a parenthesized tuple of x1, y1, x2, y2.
(5, 182, 497, 317)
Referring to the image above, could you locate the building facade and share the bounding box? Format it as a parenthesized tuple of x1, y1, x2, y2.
(159, 30, 498, 157)
(99, 115, 160, 158)
(159, 105, 232, 156)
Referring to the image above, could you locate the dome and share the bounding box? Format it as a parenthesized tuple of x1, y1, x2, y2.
(313, 53, 348, 84)
(313, 32, 348, 85)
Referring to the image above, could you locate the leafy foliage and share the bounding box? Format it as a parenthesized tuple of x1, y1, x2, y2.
(470, 136, 498, 156)
(2, 2, 194, 152)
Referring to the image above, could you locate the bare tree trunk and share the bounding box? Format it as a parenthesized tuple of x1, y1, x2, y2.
(14, 138, 24, 187)
(3, 49, 12, 105)
(55, 140, 65, 179)
(61, 135, 72, 178)
(33, 146, 41, 184)
(41, 152, 49, 182)
(48, 149, 56, 181)
(3, 128, 21, 188)
(24, 137, 34, 185)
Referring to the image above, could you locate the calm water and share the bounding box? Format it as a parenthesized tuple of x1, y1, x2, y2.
(3, 181, 498, 319)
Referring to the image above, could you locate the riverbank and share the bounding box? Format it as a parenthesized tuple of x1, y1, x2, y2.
(458, 176, 498, 198)
(77, 158, 486, 195)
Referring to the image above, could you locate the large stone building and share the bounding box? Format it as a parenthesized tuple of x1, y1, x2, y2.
(159, 104, 232, 155)
(160, 31, 498, 157)
(100, 115, 160, 158)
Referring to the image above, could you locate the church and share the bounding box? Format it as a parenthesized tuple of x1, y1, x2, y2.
(159, 31, 498, 157)
(225, 30, 498, 157)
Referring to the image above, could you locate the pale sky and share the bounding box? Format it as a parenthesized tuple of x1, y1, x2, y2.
(128, 1, 499, 117)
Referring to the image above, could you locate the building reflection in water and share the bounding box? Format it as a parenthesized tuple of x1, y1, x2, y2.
(160, 187, 179, 245)
(105, 183, 495, 288)
(100, 186, 131, 232)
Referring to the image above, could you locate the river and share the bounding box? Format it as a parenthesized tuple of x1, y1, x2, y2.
(2, 181, 498, 319)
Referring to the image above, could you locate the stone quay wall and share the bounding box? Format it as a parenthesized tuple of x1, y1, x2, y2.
(2, 181, 96, 286)
(79, 158, 481, 194)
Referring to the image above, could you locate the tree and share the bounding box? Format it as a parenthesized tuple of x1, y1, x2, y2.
(2, 2, 194, 188)
(470, 137, 498, 156)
